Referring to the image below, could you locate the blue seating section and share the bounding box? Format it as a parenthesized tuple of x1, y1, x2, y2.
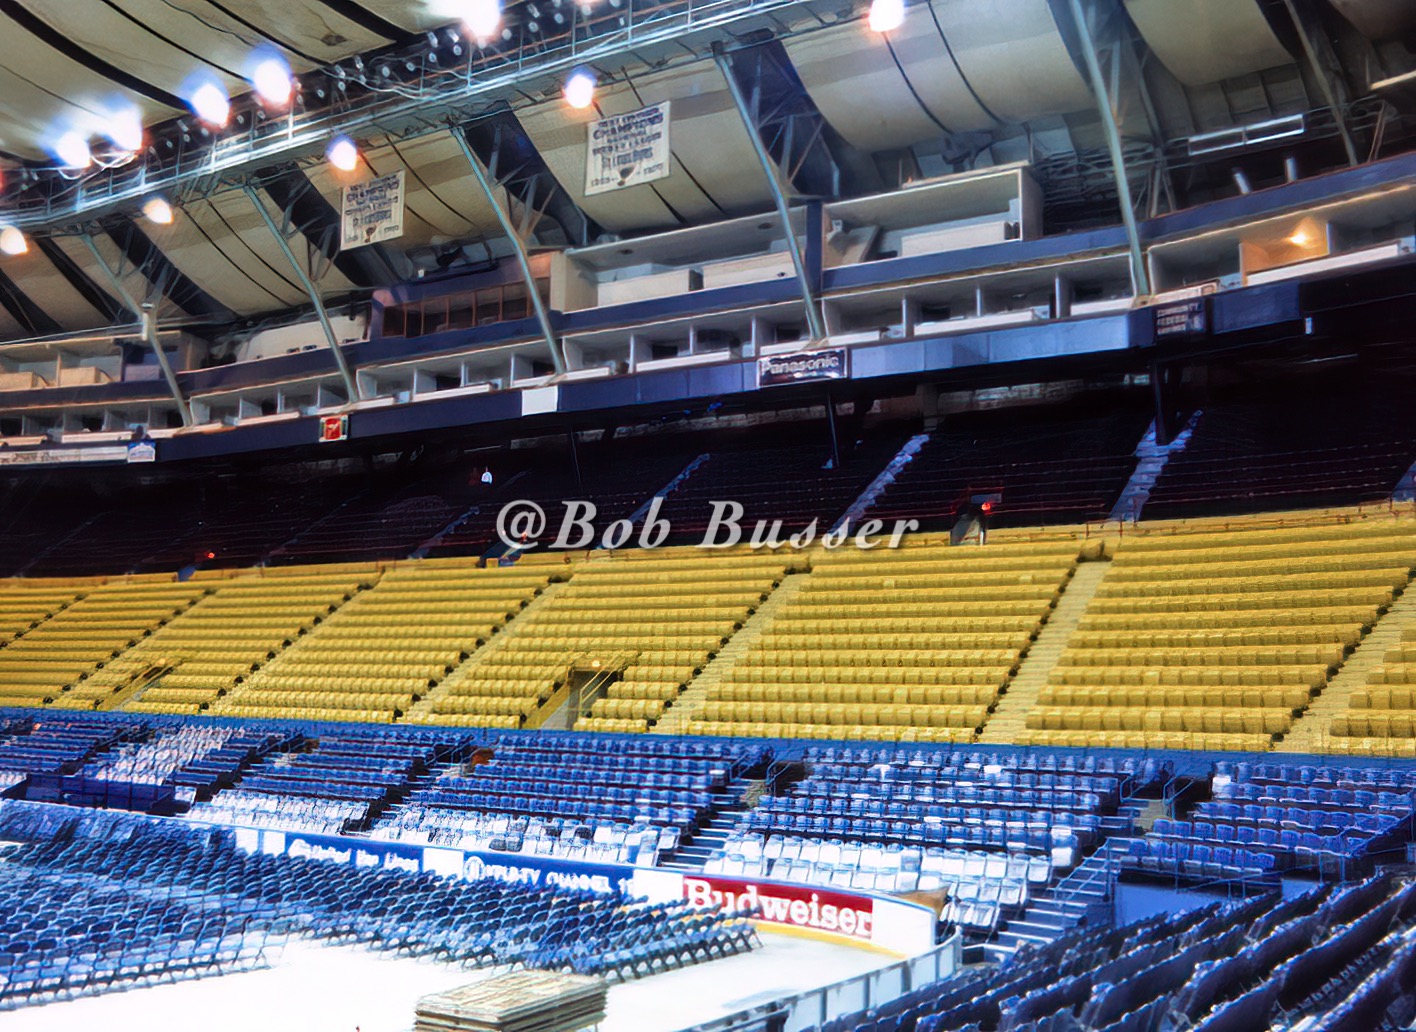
(393, 734, 760, 840)
(184, 727, 471, 834)
(0, 799, 756, 1005)
(0, 864, 270, 1008)
(823, 873, 1416, 1032)
(0, 718, 143, 798)
(165, 727, 300, 795)
(1127, 760, 1416, 884)
(746, 749, 1164, 865)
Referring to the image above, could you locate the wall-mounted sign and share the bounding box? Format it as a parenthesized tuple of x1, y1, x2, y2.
(341, 170, 405, 250)
(1154, 297, 1209, 339)
(125, 439, 157, 463)
(585, 102, 671, 196)
(319, 414, 349, 443)
(0, 446, 129, 467)
(758, 348, 849, 388)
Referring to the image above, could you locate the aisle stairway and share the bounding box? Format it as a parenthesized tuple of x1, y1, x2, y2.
(214, 562, 551, 724)
(983, 840, 1130, 963)
(122, 567, 377, 716)
(979, 559, 1111, 744)
(402, 579, 569, 726)
(688, 537, 1081, 742)
(653, 573, 808, 735)
(1279, 585, 1416, 753)
(1290, 582, 1416, 755)
(1015, 516, 1413, 752)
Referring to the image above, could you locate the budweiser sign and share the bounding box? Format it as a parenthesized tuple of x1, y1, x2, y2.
(684, 875, 875, 941)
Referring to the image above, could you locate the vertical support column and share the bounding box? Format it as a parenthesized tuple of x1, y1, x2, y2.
(713, 44, 828, 342)
(79, 234, 192, 427)
(1065, 0, 1151, 298)
(449, 125, 566, 374)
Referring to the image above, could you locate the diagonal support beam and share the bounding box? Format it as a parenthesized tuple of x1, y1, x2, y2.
(449, 125, 566, 374)
(242, 184, 361, 401)
(1281, 0, 1359, 168)
(713, 43, 827, 342)
(1065, 0, 1151, 298)
(80, 234, 192, 427)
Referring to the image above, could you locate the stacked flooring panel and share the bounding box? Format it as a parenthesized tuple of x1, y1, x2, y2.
(415, 973, 607, 1032)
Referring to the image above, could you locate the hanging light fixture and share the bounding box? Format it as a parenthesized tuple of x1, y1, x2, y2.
(187, 78, 231, 127)
(251, 54, 295, 107)
(326, 135, 360, 172)
(868, 0, 906, 33)
(0, 226, 27, 257)
(564, 69, 597, 110)
(53, 132, 92, 170)
(142, 197, 175, 225)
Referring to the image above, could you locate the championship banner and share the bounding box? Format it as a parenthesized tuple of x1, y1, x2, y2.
(585, 101, 671, 196)
(340, 170, 405, 250)
(758, 348, 849, 388)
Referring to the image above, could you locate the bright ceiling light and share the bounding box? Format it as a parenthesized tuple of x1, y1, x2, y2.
(564, 70, 597, 110)
(868, 0, 906, 33)
(106, 108, 144, 153)
(326, 135, 360, 172)
(53, 132, 92, 170)
(463, 0, 502, 41)
(0, 226, 27, 257)
(142, 197, 174, 225)
(424, 0, 500, 42)
(252, 55, 294, 107)
(189, 81, 231, 127)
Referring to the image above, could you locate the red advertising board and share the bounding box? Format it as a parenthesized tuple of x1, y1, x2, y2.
(683, 874, 874, 942)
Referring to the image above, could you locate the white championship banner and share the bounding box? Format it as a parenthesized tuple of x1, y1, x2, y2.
(585, 101, 671, 196)
(341, 170, 406, 250)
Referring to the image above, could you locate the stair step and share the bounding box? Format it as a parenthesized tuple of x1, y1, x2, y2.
(1001, 919, 1072, 937)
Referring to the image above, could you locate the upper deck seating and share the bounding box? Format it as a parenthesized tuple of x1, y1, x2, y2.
(211, 562, 550, 722)
(1016, 516, 1414, 752)
(690, 536, 1081, 742)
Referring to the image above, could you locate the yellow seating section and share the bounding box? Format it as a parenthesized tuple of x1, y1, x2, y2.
(414, 548, 788, 731)
(687, 538, 1080, 743)
(119, 567, 374, 715)
(0, 509, 1406, 751)
(1015, 517, 1415, 753)
(0, 583, 83, 649)
(0, 579, 209, 708)
(207, 561, 550, 723)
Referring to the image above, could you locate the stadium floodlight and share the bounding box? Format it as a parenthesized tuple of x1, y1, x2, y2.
(53, 132, 92, 170)
(251, 53, 295, 107)
(326, 135, 360, 172)
(0, 226, 27, 256)
(429, 0, 502, 42)
(564, 69, 597, 110)
(106, 108, 145, 153)
(187, 79, 231, 127)
(142, 197, 175, 225)
(868, 0, 906, 32)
